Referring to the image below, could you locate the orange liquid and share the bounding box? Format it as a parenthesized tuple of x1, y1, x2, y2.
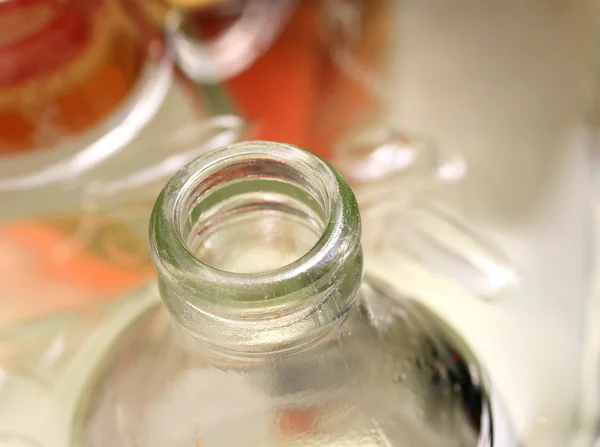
(0, 0, 147, 154)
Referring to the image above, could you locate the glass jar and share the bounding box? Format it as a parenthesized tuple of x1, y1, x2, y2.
(315, 0, 513, 300)
(0, 0, 249, 325)
(0, 0, 146, 156)
(0, 7, 245, 220)
(166, 0, 299, 83)
(16, 140, 517, 447)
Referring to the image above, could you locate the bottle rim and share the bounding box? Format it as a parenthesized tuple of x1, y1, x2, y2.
(149, 140, 362, 313)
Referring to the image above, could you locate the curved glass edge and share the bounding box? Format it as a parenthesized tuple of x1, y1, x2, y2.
(575, 134, 600, 447)
(0, 56, 174, 191)
(150, 140, 361, 306)
(0, 282, 160, 447)
(0, 85, 247, 220)
(165, 0, 299, 83)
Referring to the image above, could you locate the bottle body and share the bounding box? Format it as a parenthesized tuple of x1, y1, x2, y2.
(68, 141, 515, 447)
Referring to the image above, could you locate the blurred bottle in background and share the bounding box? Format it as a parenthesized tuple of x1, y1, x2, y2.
(315, 0, 600, 446)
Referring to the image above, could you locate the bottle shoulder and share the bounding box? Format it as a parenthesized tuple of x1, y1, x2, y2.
(74, 279, 493, 447)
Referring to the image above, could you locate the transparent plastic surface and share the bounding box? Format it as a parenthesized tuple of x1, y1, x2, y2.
(320, 1, 599, 445)
(54, 141, 517, 447)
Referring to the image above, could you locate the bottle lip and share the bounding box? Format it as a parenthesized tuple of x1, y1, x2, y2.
(149, 140, 362, 313)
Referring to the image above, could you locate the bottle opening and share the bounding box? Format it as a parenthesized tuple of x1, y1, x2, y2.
(149, 141, 362, 352)
(179, 158, 328, 274)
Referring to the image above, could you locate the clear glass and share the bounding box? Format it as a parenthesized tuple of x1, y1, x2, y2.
(0, 0, 148, 156)
(318, 1, 600, 446)
(54, 141, 519, 446)
(0, 284, 160, 447)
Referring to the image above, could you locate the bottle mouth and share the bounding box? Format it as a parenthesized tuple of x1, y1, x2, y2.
(150, 141, 362, 317)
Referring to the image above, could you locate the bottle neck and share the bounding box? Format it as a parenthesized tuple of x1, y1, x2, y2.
(150, 141, 363, 355)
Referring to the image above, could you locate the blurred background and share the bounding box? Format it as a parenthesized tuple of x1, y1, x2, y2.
(0, 0, 599, 446)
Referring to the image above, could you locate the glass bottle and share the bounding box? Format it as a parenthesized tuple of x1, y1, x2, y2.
(23, 140, 519, 447)
(317, 1, 599, 446)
